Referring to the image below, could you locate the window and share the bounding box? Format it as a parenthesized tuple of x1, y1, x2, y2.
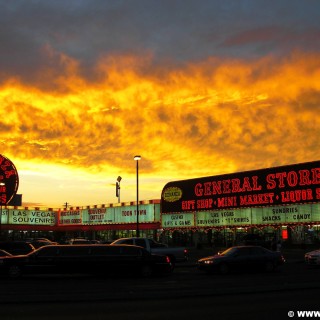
(236, 247, 253, 256)
(35, 246, 59, 257)
(59, 246, 90, 256)
(92, 246, 121, 256)
(251, 247, 268, 255)
(121, 246, 142, 256)
(148, 239, 166, 248)
(118, 239, 134, 245)
(135, 239, 147, 248)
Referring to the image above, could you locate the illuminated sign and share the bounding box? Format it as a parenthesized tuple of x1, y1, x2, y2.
(282, 227, 288, 240)
(162, 187, 183, 202)
(161, 213, 194, 228)
(0, 154, 19, 205)
(58, 209, 82, 225)
(113, 204, 156, 224)
(82, 208, 113, 224)
(161, 161, 320, 213)
(196, 208, 252, 227)
(161, 203, 320, 229)
(253, 204, 320, 224)
(8, 209, 55, 225)
(57, 204, 157, 226)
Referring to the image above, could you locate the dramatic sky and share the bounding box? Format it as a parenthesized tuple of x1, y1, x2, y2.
(1, 0, 320, 209)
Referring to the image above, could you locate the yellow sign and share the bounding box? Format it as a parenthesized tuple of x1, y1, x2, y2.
(163, 187, 183, 202)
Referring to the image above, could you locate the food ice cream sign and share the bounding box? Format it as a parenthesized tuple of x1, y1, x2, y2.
(0, 154, 19, 205)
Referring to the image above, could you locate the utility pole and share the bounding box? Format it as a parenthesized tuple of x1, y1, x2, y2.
(63, 202, 70, 210)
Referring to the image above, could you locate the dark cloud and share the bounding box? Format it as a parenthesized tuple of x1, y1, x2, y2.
(294, 89, 320, 112)
(224, 25, 320, 56)
(222, 26, 283, 46)
(1, 0, 320, 87)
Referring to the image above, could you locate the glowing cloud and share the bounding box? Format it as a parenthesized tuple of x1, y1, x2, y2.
(1, 51, 319, 207)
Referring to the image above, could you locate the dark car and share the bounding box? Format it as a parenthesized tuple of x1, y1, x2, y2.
(29, 240, 57, 249)
(0, 241, 35, 255)
(197, 246, 285, 275)
(0, 244, 173, 278)
(0, 249, 12, 257)
(68, 238, 92, 245)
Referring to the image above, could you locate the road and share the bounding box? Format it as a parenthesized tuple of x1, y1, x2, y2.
(1, 261, 320, 320)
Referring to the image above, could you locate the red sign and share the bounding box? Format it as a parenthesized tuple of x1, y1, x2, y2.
(161, 161, 320, 213)
(282, 228, 288, 240)
(0, 154, 19, 205)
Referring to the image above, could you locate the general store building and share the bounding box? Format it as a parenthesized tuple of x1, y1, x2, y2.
(1, 159, 320, 248)
(160, 161, 320, 248)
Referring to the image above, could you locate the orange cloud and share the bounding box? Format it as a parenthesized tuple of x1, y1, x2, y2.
(1, 51, 319, 206)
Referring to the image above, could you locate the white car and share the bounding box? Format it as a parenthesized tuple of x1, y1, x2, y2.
(305, 249, 320, 265)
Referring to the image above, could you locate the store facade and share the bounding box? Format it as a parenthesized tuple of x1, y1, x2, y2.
(0, 200, 161, 242)
(160, 161, 320, 248)
(1, 157, 320, 248)
(0, 154, 163, 242)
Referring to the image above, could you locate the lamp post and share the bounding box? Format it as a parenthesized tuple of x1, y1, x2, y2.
(134, 155, 141, 238)
(0, 182, 5, 240)
(0, 204, 2, 240)
(116, 176, 122, 203)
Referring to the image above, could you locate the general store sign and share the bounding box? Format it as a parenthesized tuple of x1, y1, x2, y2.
(161, 161, 320, 213)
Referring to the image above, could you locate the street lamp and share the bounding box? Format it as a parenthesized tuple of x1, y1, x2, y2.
(116, 176, 122, 203)
(0, 182, 5, 240)
(134, 155, 141, 237)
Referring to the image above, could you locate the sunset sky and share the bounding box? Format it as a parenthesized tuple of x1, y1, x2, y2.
(1, 0, 320, 209)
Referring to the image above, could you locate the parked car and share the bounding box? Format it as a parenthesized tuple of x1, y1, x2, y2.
(111, 237, 189, 263)
(0, 244, 173, 278)
(197, 246, 285, 275)
(29, 240, 57, 249)
(305, 249, 320, 266)
(26, 238, 54, 243)
(0, 249, 12, 257)
(89, 240, 101, 244)
(68, 238, 99, 244)
(0, 241, 35, 255)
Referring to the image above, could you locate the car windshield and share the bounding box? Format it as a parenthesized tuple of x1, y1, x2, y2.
(219, 247, 238, 256)
(148, 239, 167, 248)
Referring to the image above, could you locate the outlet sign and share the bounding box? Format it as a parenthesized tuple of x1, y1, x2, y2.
(57, 204, 157, 226)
